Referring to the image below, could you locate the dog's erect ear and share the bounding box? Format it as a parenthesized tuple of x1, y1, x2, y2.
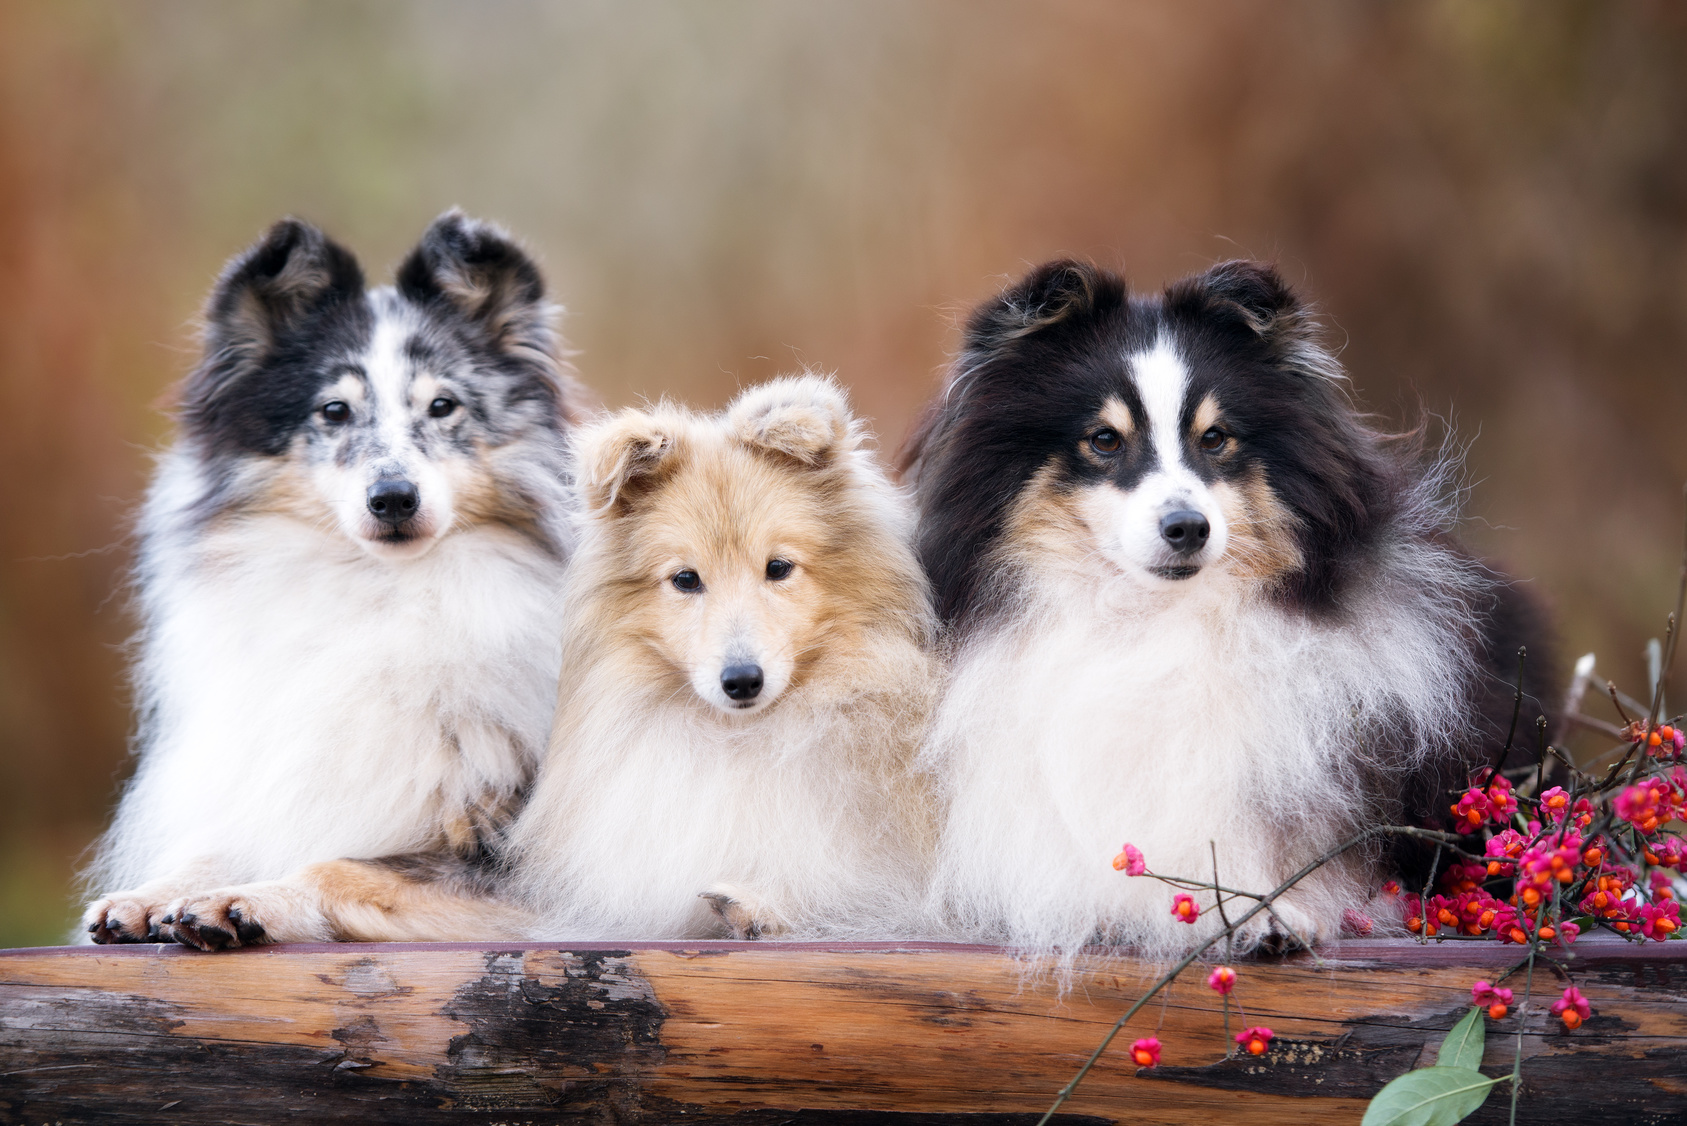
(962, 259, 1128, 352)
(397, 209, 554, 355)
(193, 217, 365, 383)
(727, 374, 855, 468)
(1165, 260, 1343, 381)
(573, 409, 679, 512)
(1167, 259, 1298, 334)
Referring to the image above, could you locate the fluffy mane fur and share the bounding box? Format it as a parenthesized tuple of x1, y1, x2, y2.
(506, 374, 938, 939)
(900, 259, 1554, 959)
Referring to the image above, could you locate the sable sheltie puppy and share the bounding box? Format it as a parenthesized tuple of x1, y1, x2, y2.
(508, 375, 936, 939)
(901, 259, 1553, 957)
(80, 210, 584, 946)
(145, 375, 936, 946)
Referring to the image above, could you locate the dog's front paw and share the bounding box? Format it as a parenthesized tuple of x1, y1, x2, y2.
(83, 893, 168, 944)
(161, 878, 338, 951)
(158, 890, 272, 952)
(700, 885, 788, 940)
(1240, 898, 1328, 956)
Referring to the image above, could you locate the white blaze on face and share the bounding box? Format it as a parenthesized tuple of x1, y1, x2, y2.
(1076, 334, 1230, 581)
(321, 306, 456, 558)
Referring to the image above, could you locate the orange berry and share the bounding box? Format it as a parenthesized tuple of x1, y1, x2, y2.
(1489, 1003, 1508, 1020)
(1247, 1038, 1267, 1056)
(1522, 887, 1542, 906)
(1650, 732, 1663, 747)
(1538, 926, 1555, 941)
(1487, 861, 1502, 876)
(1478, 909, 1496, 929)
(1407, 916, 1424, 933)
(1558, 868, 1574, 883)
(1561, 1009, 1582, 1030)
(1583, 847, 1603, 866)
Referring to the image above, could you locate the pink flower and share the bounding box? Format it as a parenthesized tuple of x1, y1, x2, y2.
(1170, 893, 1199, 924)
(1483, 773, 1519, 820)
(1450, 786, 1492, 833)
(1207, 966, 1237, 995)
(1471, 980, 1513, 1007)
(1539, 786, 1572, 823)
(1237, 1026, 1274, 1055)
(1130, 1036, 1162, 1067)
(1552, 985, 1591, 1030)
(1645, 834, 1685, 868)
(1112, 843, 1147, 876)
(1484, 829, 1527, 876)
(1638, 899, 1681, 941)
(1616, 780, 1667, 831)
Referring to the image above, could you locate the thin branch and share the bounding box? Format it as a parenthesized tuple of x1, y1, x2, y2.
(1490, 646, 1528, 776)
(1509, 932, 1537, 1126)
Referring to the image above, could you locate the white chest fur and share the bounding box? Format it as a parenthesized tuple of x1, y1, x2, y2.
(100, 485, 567, 890)
(922, 551, 1475, 956)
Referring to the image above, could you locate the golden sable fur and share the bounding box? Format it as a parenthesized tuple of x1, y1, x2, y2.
(510, 374, 937, 939)
(158, 374, 937, 947)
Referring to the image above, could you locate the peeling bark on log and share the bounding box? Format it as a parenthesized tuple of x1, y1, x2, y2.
(0, 938, 1682, 1124)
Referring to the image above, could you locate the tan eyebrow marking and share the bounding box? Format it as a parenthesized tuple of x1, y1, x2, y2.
(1097, 397, 1135, 436)
(1192, 393, 1222, 436)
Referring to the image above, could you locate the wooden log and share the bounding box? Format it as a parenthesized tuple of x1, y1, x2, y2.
(1, 938, 1683, 1124)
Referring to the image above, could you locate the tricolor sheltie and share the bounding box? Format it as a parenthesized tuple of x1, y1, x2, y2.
(146, 375, 936, 946)
(81, 211, 583, 946)
(901, 259, 1553, 956)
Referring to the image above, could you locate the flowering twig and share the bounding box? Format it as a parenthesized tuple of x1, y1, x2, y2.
(1038, 827, 1387, 1125)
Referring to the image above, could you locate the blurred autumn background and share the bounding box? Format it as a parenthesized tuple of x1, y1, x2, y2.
(2, 0, 1685, 946)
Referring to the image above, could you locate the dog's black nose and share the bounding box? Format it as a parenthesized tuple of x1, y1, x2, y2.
(367, 479, 420, 525)
(721, 664, 764, 701)
(1159, 510, 1210, 554)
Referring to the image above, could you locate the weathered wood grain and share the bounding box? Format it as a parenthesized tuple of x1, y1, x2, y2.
(0, 938, 1682, 1124)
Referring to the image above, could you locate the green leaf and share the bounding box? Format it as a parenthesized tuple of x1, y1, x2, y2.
(1360, 1066, 1501, 1126)
(1435, 1006, 1486, 1072)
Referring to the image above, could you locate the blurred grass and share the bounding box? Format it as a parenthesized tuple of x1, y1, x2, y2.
(2, 1, 1685, 945)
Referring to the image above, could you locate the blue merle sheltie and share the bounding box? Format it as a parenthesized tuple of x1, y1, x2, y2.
(80, 210, 584, 945)
(900, 259, 1554, 956)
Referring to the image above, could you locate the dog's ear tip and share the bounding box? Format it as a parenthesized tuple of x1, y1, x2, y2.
(572, 409, 677, 509)
(728, 374, 855, 466)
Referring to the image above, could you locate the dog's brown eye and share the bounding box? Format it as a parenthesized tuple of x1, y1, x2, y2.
(321, 401, 351, 423)
(429, 397, 457, 418)
(766, 559, 793, 581)
(671, 570, 702, 593)
(1200, 427, 1227, 451)
(1090, 428, 1122, 455)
